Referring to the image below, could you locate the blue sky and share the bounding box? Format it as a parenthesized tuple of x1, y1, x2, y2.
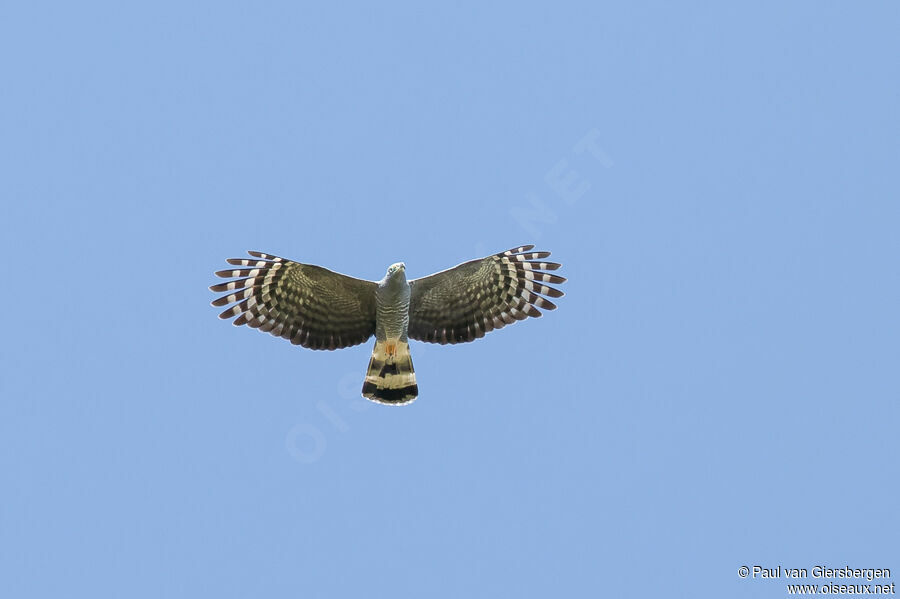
(2, 2, 898, 597)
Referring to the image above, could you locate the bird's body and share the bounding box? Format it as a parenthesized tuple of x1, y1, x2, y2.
(210, 245, 564, 405)
(375, 263, 410, 342)
(365, 263, 417, 404)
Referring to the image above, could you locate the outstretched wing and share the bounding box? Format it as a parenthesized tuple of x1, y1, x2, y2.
(210, 251, 377, 350)
(407, 245, 565, 344)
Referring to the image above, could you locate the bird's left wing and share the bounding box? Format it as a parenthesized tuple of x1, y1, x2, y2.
(211, 251, 377, 350)
(407, 245, 565, 344)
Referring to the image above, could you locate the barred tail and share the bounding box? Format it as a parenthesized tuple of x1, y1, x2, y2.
(362, 340, 418, 405)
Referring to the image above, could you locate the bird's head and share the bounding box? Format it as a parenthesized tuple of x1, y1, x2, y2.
(384, 262, 407, 285)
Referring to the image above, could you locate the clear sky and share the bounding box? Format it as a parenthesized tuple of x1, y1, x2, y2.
(2, 2, 898, 597)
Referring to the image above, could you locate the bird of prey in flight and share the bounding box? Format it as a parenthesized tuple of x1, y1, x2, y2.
(210, 245, 565, 405)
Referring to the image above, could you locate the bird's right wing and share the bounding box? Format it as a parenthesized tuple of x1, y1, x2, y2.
(211, 251, 377, 350)
(407, 245, 565, 344)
